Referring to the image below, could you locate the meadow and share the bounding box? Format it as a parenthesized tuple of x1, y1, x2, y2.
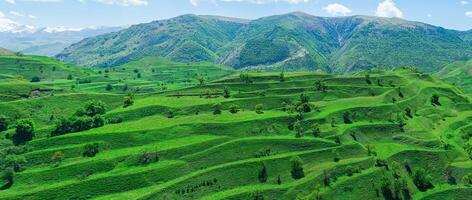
(0, 54, 471, 200)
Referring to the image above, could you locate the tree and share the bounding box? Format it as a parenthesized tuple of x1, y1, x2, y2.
(294, 120, 303, 138)
(1, 168, 14, 190)
(311, 123, 320, 137)
(212, 103, 222, 115)
(258, 163, 268, 183)
(197, 75, 205, 85)
(51, 151, 65, 166)
(277, 175, 282, 185)
(413, 168, 434, 192)
(229, 104, 240, 114)
(82, 143, 99, 157)
(223, 87, 231, 98)
(77, 101, 106, 117)
(11, 119, 35, 146)
(67, 74, 73, 80)
(30, 76, 40, 83)
(0, 115, 8, 132)
(167, 110, 175, 118)
(365, 74, 372, 85)
(105, 84, 113, 91)
(332, 149, 341, 162)
(137, 73, 142, 79)
(123, 94, 134, 108)
(255, 104, 264, 114)
(431, 94, 441, 106)
(290, 156, 305, 179)
(343, 112, 353, 124)
(279, 72, 285, 82)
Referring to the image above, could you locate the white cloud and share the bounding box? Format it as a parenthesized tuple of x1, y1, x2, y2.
(190, 0, 310, 6)
(0, 11, 36, 33)
(9, 11, 25, 17)
(376, 0, 403, 18)
(466, 11, 472, 18)
(427, 14, 432, 18)
(4, 0, 15, 4)
(95, 0, 148, 6)
(460, 1, 469, 5)
(323, 3, 352, 16)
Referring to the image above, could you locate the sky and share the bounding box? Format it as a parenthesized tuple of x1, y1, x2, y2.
(1, 0, 472, 32)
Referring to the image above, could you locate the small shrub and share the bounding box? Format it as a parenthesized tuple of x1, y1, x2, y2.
(0, 115, 8, 132)
(255, 104, 264, 114)
(229, 104, 240, 114)
(258, 163, 268, 183)
(51, 151, 65, 166)
(413, 168, 434, 192)
(31, 76, 41, 83)
(82, 143, 100, 157)
(212, 103, 222, 115)
(137, 151, 160, 165)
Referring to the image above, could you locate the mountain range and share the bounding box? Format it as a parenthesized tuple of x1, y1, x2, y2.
(57, 12, 472, 73)
(0, 26, 122, 56)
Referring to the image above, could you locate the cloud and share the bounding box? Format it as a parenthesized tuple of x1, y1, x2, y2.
(466, 11, 472, 18)
(0, 11, 36, 32)
(9, 11, 24, 17)
(323, 3, 352, 16)
(190, 0, 310, 6)
(95, 0, 148, 6)
(460, 1, 469, 5)
(4, 0, 15, 4)
(376, 0, 403, 18)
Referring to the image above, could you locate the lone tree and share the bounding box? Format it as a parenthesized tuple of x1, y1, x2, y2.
(258, 163, 268, 183)
(0, 115, 8, 132)
(123, 94, 134, 108)
(197, 75, 205, 85)
(255, 104, 264, 114)
(31, 76, 41, 83)
(212, 103, 222, 115)
(311, 123, 321, 137)
(279, 72, 285, 82)
(290, 156, 305, 179)
(294, 120, 303, 138)
(365, 74, 372, 85)
(223, 87, 231, 98)
(105, 84, 113, 91)
(229, 104, 240, 114)
(11, 119, 35, 146)
(431, 94, 441, 106)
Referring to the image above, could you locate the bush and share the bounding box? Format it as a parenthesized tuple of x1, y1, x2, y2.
(76, 101, 106, 117)
(212, 103, 222, 115)
(51, 115, 106, 136)
(11, 119, 35, 146)
(431, 94, 441, 106)
(1, 168, 14, 190)
(255, 104, 264, 114)
(290, 156, 305, 179)
(223, 87, 231, 98)
(137, 151, 160, 165)
(229, 104, 240, 114)
(30, 76, 41, 83)
(105, 84, 113, 91)
(51, 151, 65, 166)
(167, 110, 175, 118)
(123, 95, 134, 108)
(82, 143, 100, 157)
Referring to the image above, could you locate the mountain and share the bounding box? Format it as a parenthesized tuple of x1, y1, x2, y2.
(0, 47, 15, 55)
(437, 59, 472, 94)
(57, 12, 472, 73)
(0, 26, 122, 56)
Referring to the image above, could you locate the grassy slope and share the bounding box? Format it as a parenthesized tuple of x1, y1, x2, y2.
(0, 68, 471, 200)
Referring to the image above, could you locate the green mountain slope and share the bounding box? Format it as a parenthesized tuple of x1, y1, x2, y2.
(437, 59, 472, 94)
(58, 12, 472, 73)
(1, 69, 471, 199)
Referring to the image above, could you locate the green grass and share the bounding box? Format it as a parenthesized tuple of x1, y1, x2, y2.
(0, 67, 471, 200)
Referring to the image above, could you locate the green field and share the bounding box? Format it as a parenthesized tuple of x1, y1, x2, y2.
(0, 55, 472, 200)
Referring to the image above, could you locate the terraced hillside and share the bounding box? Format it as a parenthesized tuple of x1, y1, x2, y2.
(0, 68, 471, 200)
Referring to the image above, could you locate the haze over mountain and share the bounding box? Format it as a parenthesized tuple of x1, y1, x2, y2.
(0, 26, 122, 56)
(57, 12, 472, 73)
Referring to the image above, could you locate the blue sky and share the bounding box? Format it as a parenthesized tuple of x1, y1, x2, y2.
(1, 0, 472, 31)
